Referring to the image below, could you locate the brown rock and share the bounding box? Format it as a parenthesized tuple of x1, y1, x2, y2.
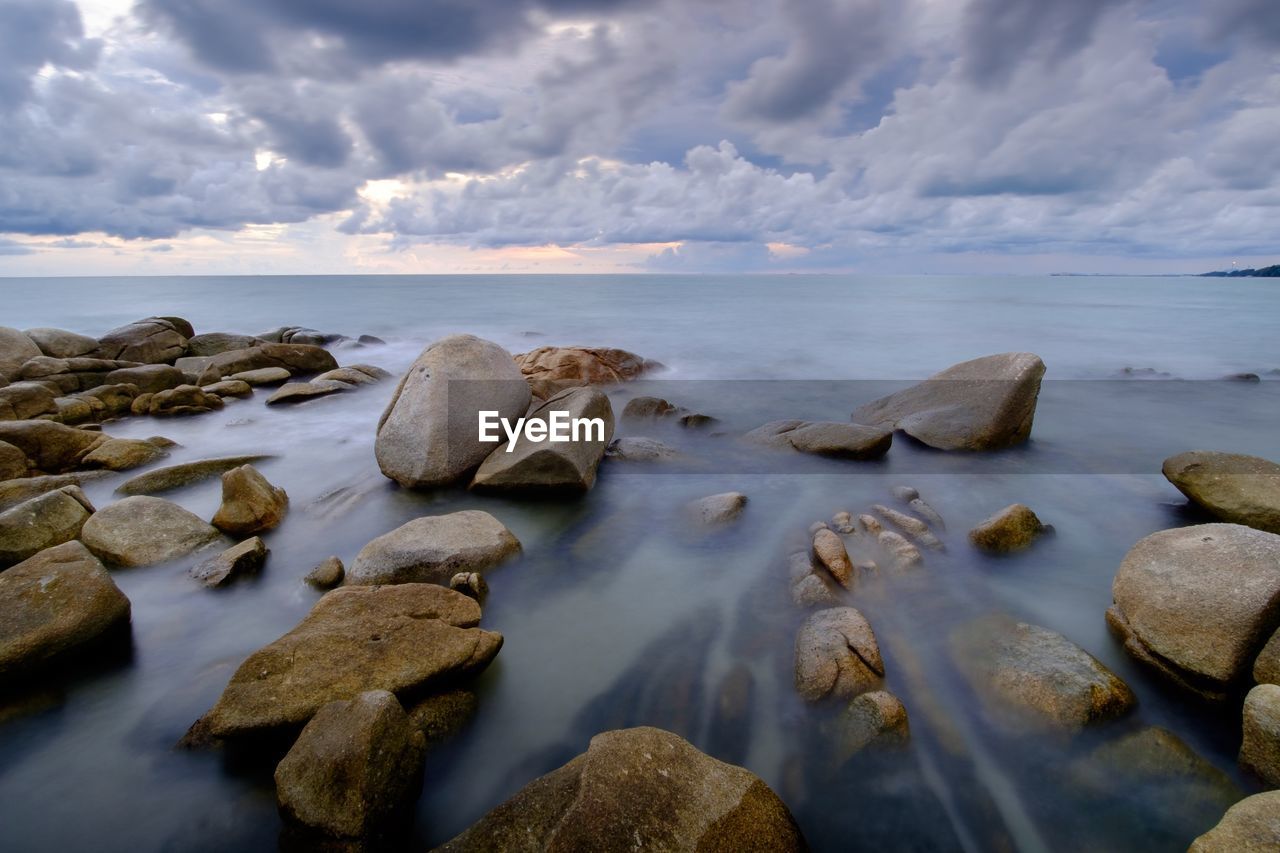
(513, 345, 661, 399)
(0, 327, 42, 382)
(196, 343, 338, 385)
(0, 381, 58, 420)
(24, 327, 98, 360)
(265, 379, 354, 405)
(189, 536, 268, 587)
(836, 690, 910, 763)
(1242, 683, 1280, 787)
(969, 503, 1045, 552)
(1190, 791, 1280, 852)
(94, 317, 190, 364)
(1163, 451, 1280, 534)
(146, 384, 224, 417)
(104, 364, 186, 393)
(80, 437, 168, 471)
(0, 486, 94, 567)
(743, 419, 892, 460)
(80, 495, 221, 567)
(0, 439, 28, 479)
(115, 454, 274, 495)
(813, 528, 853, 587)
(228, 366, 292, 386)
(305, 556, 344, 589)
(201, 379, 252, 398)
(211, 464, 288, 536)
(795, 607, 884, 702)
(346, 511, 520, 586)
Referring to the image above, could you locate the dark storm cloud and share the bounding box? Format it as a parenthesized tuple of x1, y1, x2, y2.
(1209, 0, 1280, 47)
(960, 0, 1130, 86)
(0, 0, 99, 107)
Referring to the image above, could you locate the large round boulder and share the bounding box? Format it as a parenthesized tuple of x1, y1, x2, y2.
(210, 464, 288, 536)
(80, 495, 222, 567)
(0, 485, 94, 567)
(24, 327, 98, 360)
(851, 352, 1046, 451)
(104, 364, 187, 394)
(375, 335, 531, 488)
(436, 726, 805, 852)
(0, 420, 105, 473)
(513, 345, 660, 399)
(1108, 523, 1280, 699)
(186, 332, 260, 358)
(345, 510, 520, 586)
(0, 381, 59, 420)
(0, 327, 41, 382)
(1163, 451, 1280, 534)
(93, 317, 190, 364)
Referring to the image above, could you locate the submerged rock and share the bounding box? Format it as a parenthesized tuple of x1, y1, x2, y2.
(1190, 791, 1280, 852)
(274, 690, 425, 840)
(265, 378, 353, 405)
(851, 352, 1046, 451)
(879, 530, 922, 570)
(789, 551, 840, 608)
(1108, 523, 1280, 699)
(812, 528, 853, 587)
(375, 335, 531, 488)
(189, 537, 268, 587)
(305, 556, 344, 589)
(0, 486, 94, 567)
(836, 690, 910, 763)
(0, 541, 131, 677)
(604, 436, 679, 462)
(1163, 451, 1280, 534)
(744, 419, 892, 460)
(346, 510, 521, 586)
(195, 583, 501, 738)
(794, 607, 884, 702)
(685, 491, 748, 527)
(115, 455, 275, 495)
(1241, 684, 1280, 787)
(436, 726, 805, 852)
(80, 496, 221, 567)
(513, 345, 660, 399)
(873, 504, 943, 550)
(969, 503, 1045, 553)
(211, 464, 288, 536)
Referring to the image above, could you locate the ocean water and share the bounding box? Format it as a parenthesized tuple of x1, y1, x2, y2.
(0, 274, 1277, 852)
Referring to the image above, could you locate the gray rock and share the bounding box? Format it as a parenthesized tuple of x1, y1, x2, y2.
(189, 536, 268, 587)
(346, 510, 521, 586)
(0, 541, 130, 677)
(186, 333, 260, 357)
(275, 689, 426, 839)
(794, 607, 883, 702)
(0, 327, 42, 382)
(0, 381, 59, 420)
(94, 317, 189, 364)
(24, 328, 98, 359)
(1190, 791, 1280, 852)
(265, 379, 354, 405)
(852, 352, 1046, 450)
(0, 486, 94, 567)
(1242, 683, 1280, 787)
(80, 495, 222, 567)
(305, 556, 344, 589)
(115, 455, 275, 495)
(622, 396, 680, 419)
(879, 530, 922, 570)
(1163, 451, 1280, 534)
(141, 384, 224, 417)
(211, 464, 288, 536)
(228, 366, 292, 386)
(0, 471, 112, 512)
(686, 491, 748, 527)
(744, 419, 892, 460)
(376, 335, 531, 488)
(195, 343, 338, 385)
(104, 364, 187, 393)
(969, 503, 1045, 552)
(315, 367, 379, 386)
(1108, 523, 1280, 698)
(604, 436, 680, 462)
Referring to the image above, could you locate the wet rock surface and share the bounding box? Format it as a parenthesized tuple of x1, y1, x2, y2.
(1163, 450, 1280, 533)
(80, 496, 222, 567)
(346, 510, 521, 587)
(794, 607, 884, 702)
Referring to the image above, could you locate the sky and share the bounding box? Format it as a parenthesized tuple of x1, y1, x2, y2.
(0, 0, 1276, 275)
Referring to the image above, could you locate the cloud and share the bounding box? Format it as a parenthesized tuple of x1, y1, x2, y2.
(959, 0, 1132, 87)
(0, 0, 100, 108)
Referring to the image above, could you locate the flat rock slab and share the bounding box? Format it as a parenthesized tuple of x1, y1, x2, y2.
(80, 495, 222, 567)
(1164, 451, 1280, 533)
(266, 379, 354, 405)
(198, 583, 502, 738)
(346, 510, 521, 586)
(0, 541, 131, 677)
(229, 367, 291, 386)
(115, 455, 275, 495)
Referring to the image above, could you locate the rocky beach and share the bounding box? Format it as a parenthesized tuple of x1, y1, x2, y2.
(0, 274, 1278, 851)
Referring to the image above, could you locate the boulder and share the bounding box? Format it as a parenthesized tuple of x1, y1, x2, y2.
(186, 333, 260, 358)
(104, 364, 187, 393)
(80, 437, 168, 471)
(1163, 451, 1280, 534)
(195, 343, 338, 384)
(0, 541, 131, 677)
(0, 486, 94, 567)
(744, 419, 893, 460)
(315, 367, 380, 386)
(0, 439, 28, 479)
(406, 688, 477, 745)
(436, 727, 805, 852)
(77, 383, 139, 416)
(305, 556, 344, 589)
(685, 491, 748, 527)
(265, 379, 353, 405)
(969, 503, 1045, 553)
(513, 345, 660, 399)
(604, 436, 680, 462)
(795, 607, 884, 702)
(1242, 683, 1280, 787)
(851, 352, 1046, 451)
(836, 690, 910, 763)
(472, 387, 615, 494)
(228, 366, 292, 386)
(80, 495, 221, 567)
(0, 327, 42, 382)
(189, 536, 268, 587)
(449, 571, 488, 602)
(274, 690, 426, 839)
(1108, 524, 1280, 698)
(94, 317, 189, 364)
(201, 379, 251, 398)
(622, 396, 680, 419)
(0, 381, 58, 420)
(346, 511, 520, 587)
(50, 396, 94, 424)
(195, 583, 502, 738)
(813, 528, 853, 587)
(347, 363, 392, 381)
(953, 616, 1135, 732)
(24, 327, 98, 359)
(788, 551, 840, 608)
(145, 384, 224, 416)
(210, 464, 288, 536)
(115, 454, 274, 495)
(375, 335, 531, 488)
(0, 471, 112, 512)
(1190, 791, 1280, 852)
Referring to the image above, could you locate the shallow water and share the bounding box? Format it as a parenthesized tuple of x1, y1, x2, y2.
(0, 274, 1278, 851)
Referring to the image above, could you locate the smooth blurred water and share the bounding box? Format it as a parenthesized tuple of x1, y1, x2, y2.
(0, 274, 1277, 852)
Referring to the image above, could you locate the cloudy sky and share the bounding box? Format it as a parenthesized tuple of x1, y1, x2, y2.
(0, 0, 1276, 275)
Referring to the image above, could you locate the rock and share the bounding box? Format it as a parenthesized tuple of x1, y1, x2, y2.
(513, 345, 661, 399)
(1242, 684, 1280, 786)
(873, 504, 943, 550)
(836, 690, 910, 763)
(743, 419, 892, 460)
(0, 541, 130, 677)
(969, 503, 1045, 552)
(201, 379, 251, 398)
(77, 383, 139, 416)
(436, 726, 805, 852)
(0, 440, 28, 479)
(813, 528, 853, 587)
(274, 689, 426, 839)
(851, 352, 1046, 451)
(0, 327, 42, 381)
(789, 552, 840, 608)
(472, 386, 615, 494)
(686, 491, 748, 527)
(406, 688, 477, 745)
(104, 364, 187, 393)
(94, 317, 189, 364)
(1226, 372, 1262, 383)
(1163, 451, 1280, 534)
(210, 464, 288, 536)
(186, 333, 259, 357)
(315, 367, 380, 386)
(0, 381, 58, 420)
(858, 514, 883, 535)
(49, 396, 94, 424)
(909, 497, 946, 531)
(305, 556, 344, 589)
(953, 616, 1135, 732)
(1190, 791, 1280, 852)
(0, 471, 112, 512)
(349, 363, 392, 380)
(189, 536, 268, 587)
(794, 607, 884, 702)
(1255, 631, 1280, 685)
(195, 583, 502, 738)
(622, 396, 680, 419)
(375, 335, 532, 488)
(195, 343, 338, 385)
(265, 379, 354, 405)
(146, 384, 224, 416)
(0, 486, 94, 567)
(879, 531, 922, 570)
(24, 327, 98, 359)
(604, 436, 679, 462)
(115, 454, 274, 495)
(228, 366, 292, 386)
(80, 437, 168, 471)
(1108, 523, 1280, 698)
(891, 486, 919, 501)
(346, 510, 520, 587)
(80, 496, 221, 567)
(449, 571, 488, 602)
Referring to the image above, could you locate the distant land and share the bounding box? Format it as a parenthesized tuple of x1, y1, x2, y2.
(1201, 264, 1280, 277)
